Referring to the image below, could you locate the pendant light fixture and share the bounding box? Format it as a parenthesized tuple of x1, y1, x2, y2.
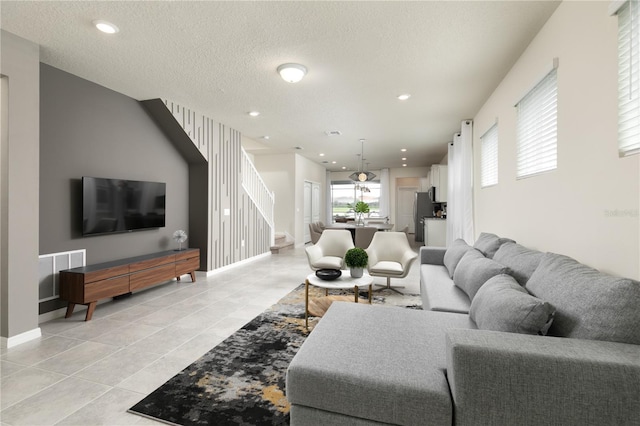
(349, 139, 376, 182)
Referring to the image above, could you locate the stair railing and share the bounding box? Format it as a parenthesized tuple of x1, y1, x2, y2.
(241, 147, 275, 246)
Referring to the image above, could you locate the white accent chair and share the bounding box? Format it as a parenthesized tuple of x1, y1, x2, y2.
(305, 230, 355, 271)
(365, 231, 418, 293)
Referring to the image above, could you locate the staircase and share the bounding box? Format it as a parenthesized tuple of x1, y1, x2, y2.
(270, 233, 294, 254)
(241, 147, 275, 247)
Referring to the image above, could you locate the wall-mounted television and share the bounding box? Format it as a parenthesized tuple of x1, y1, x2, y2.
(82, 176, 166, 236)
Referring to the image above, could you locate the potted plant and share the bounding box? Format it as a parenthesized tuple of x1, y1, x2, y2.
(344, 247, 368, 278)
(350, 201, 370, 226)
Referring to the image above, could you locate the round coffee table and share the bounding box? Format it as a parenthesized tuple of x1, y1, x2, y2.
(304, 272, 373, 329)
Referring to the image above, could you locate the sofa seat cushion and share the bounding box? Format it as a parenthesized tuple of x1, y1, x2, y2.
(369, 260, 403, 275)
(420, 264, 471, 313)
(470, 274, 555, 335)
(473, 232, 515, 259)
(311, 256, 343, 270)
(287, 302, 476, 425)
(526, 252, 640, 344)
(453, 249, 510, 300)
(493, 242, 544, 286)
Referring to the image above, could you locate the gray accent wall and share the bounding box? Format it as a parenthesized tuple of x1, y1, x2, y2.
(39, 64, 190, 312)
(0, 31, 40, 340)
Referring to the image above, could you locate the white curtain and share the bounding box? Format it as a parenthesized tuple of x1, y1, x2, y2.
(378, 168, 390, 219)
(446, 120, 474, 246)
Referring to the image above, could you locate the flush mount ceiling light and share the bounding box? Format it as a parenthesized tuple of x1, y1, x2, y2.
(277, 63, 307, 83)
(349, 139, 376, 182)
(93, 20, 119, 34)
(397, 94, 411, 101)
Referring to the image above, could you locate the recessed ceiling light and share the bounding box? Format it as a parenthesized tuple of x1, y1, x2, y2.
(319, 153, 325, 157)
(93, 20, 119, 34)
(261, 136, 270, 140)
(402, 157, 407, 161)
(248, 111, 260, 117)
(397, 94, 411, 101)
(342, 166, 346, 170)
(332, 161, 337, 164)
(401, 148, 407, 152)
(277, 63, 307, 83)
(403, 164, 407, 167)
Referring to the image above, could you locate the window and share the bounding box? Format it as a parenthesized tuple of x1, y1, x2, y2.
(616, 0, 640, 156)
(331, 181, 380, 219)
(480, 123, 498, 187)
(516, 67, 558, 178)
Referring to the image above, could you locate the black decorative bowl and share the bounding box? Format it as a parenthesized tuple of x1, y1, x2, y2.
(315, 269, 342, 281)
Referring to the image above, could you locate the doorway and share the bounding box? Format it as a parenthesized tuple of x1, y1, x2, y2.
(304, 181, 321, 243)
(397, 186, 418, 234)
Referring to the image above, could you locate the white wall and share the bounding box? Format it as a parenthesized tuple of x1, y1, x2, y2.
(473, 1, 639, 279)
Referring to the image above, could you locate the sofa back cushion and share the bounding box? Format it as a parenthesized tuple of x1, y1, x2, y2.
(470, 274, 555, 335)
(526, 252, 640, 345)
(473, 232, 515, 259)
(453, 249, 510, 300)
(443, 239, 473, 278)
(493, 242, 544, 286)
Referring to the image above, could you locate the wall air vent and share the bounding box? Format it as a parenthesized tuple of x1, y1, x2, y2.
(294, 146, 304, 150)
(324, 130, 342, 136)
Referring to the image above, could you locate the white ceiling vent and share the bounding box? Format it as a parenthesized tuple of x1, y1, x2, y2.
(325, 130, 342, 136)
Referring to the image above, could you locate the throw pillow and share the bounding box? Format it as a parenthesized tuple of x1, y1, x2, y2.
(473, 232, 515, 259)
(526, 252, 640, 345)
(470, 274, 555, 335)
(493, 242, 544, 286)
(443, 239, 473, 278)
(453, 249, 510, 300)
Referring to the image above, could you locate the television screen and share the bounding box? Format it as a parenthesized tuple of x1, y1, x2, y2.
(82, 177, 166, 236)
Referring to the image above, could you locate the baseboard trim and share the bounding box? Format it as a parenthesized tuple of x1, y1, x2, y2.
(206, 252, 271, 276)
(1, 327, 42, 348)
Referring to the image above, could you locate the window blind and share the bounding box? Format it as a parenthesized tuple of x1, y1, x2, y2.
(480, 123, 498, 188)
(516, 68, 558, 178)
(617, 0, 640, 156)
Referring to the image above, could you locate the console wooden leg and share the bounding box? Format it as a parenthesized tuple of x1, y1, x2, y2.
(190, 271, 196, 282)
(85, 302, 96, 321)
(65, 303, 75, 318)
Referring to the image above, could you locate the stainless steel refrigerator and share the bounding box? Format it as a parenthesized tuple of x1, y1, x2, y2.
(414, 191, 435, 242)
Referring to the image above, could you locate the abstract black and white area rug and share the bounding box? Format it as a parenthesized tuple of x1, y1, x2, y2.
(129, 284, 421, 425)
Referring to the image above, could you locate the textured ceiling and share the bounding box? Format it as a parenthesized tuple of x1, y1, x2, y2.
(1, 0, 560, 171)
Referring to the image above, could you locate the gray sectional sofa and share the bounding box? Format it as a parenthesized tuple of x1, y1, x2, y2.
(286, 233, 640, 425)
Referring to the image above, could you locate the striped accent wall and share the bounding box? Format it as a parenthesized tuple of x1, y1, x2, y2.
(157, 100, 271, 270)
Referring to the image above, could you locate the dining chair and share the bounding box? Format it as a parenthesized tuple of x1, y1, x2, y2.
(355, 226, 377, 249)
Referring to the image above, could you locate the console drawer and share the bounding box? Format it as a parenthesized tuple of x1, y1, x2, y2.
(175, 257, 200, 276)
(84, 265, 130, 284)
(130, 263, 176, 291)
(129, 255, 175, 273)
(85, 276, 130, 302)
(176, 249, 199, 261)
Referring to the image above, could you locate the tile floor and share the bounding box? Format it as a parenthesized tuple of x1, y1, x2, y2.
(0, 244, 422, 425)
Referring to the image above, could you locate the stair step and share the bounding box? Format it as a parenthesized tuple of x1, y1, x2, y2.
(270, 240, 294, 254)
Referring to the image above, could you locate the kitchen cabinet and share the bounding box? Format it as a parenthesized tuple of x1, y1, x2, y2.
(424, 218, 447, 247)
(430, 165, 448, 202)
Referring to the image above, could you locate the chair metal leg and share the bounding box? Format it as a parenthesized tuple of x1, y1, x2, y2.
(373, 276, 405, 294)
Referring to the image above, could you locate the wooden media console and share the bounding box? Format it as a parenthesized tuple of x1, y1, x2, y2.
(59, 248, 200, 321)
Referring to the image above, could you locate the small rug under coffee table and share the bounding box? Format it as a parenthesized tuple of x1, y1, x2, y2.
(129, 283, 421, 425)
